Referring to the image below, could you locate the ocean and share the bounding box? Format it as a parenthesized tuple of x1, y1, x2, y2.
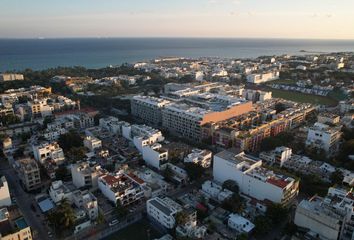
(0, 38, 354, 72)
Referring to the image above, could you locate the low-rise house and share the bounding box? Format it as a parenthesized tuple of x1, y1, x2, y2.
(0, 207, 32, 240)
(83, 136, 102, 152)
(259, 146, 292, 167)
(184, 149, 212, 168)
(228, 213, 255, 234)
(201, 180, 233, 202)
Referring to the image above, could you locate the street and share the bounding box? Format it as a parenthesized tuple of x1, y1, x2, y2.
(0, 160, 50, 240)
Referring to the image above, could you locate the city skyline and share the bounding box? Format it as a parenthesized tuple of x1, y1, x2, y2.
(1, 0, 354, 39)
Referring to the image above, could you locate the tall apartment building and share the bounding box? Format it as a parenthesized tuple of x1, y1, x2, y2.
(294, 187, 354, 240)
(162, 101, 252, 142)
(32, 142, 65, 165)
(71, 162, 106, 189)
(213, 149, 299, 205)
(98, 173, 144, 206)
(16, 158, 41, 191)
(147, 196, 182, 229)
(28, 99, 53, 118)
(306, 122, 342, 154)
(131, 96, 171, 126)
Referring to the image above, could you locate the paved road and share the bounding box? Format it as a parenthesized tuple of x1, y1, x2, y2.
(0, 162, 50, 240)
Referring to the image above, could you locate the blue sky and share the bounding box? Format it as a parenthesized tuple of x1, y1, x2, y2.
(1, 0, 353, 39)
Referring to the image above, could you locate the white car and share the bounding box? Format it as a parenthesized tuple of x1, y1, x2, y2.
(109, 219, 119, 226)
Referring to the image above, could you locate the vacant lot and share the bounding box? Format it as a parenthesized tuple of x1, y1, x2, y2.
(104, 219, 162, 240)
(269, 88, 338, 106)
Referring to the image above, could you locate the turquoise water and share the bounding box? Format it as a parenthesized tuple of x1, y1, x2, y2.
(15, 217, 28, 229)
(0, 38, 354, 71)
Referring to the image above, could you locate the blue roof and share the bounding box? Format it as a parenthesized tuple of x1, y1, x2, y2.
(38, 198, 55, 213)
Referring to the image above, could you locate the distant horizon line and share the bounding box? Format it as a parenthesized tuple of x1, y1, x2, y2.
(1, 36, 354, 41)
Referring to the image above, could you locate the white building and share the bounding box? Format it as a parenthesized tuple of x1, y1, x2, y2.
(98, 172, 144, 206)
(71, 162, 106, 189)
(259, 146, 292, 167)
(0, 176, 11, 207)
(142, 143, 168, 170)
(32, 142, 65, 165)
(131, 96, 171, 126)
(99, 116, 124, 135)
(294, 187, 354, 240)
(72, 190, 98, 220)
(213, 149, 299, 205)
(201, 180, 233, 202)
(83, 136, 102, 152)
(0, 73, 24, 81)
(246, 71, 279, 84)
(147, 196, 182, 229)
(184, 149, 212, 168)
(228, 213, 255, 234)
(306, 122, 342, 154)
(49, 180, 75, 204)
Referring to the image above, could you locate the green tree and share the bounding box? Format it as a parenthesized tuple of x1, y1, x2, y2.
(115, 201, 128, 218)
(222, 180, 239, 194)
(184, 162, 204, 181)
(266, 203, 288, 225)
(236, 233, 248, 240)
(175, 211, 189, 226)
(67, 146, 87, 163)
(0, 114, 21, 126)
(330, 169, 344, 185)
(48, 198, 76, 233)
(58, 130, 83, 152)
(222, 193, 245, 214)
(254, 215, 272, 236)
(55, 166, 69, 181)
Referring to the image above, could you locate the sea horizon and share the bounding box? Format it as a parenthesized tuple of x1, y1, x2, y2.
(1, 37, 354, 72)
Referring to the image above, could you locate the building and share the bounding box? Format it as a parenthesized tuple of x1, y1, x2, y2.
(213, 149, 299, 205)
(228, 213, 255, 234)
(294, 187, 354, 240)
(201, 180, 233, 202)
(0, 73, 24, 82)
(49, 180, 76, 204)
(242, 89, 272, 102)
(317, 112, 341, 125)
(98, 172, 144, 206)
(0, 208, 32, 240)
(259, 146, 292, 167)
(162, 101, 252, 142)
(184, 149, 212, 168)
(142, 143, 168, 170)
(83, 136, 102, 152)
(67, 113, 94, 129)
(0, 177, 11, 207)
(306, 122, 342, 154)
(72, 190, 98, 220)
(32, 142, 65, 165)
(246, 71, 279, 84)
(15, 158, 41, 191)
(28, 99, 53, 119)
(71, 162, 106, 189)
(131, 96, 171, 126)
(147, 196, 182, 229)
(99, 116, 124, 135)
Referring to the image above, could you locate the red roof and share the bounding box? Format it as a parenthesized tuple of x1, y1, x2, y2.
(102, 175, 119, 186)
(127, 173, 145, 185)
(266, 178, 288, 189)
